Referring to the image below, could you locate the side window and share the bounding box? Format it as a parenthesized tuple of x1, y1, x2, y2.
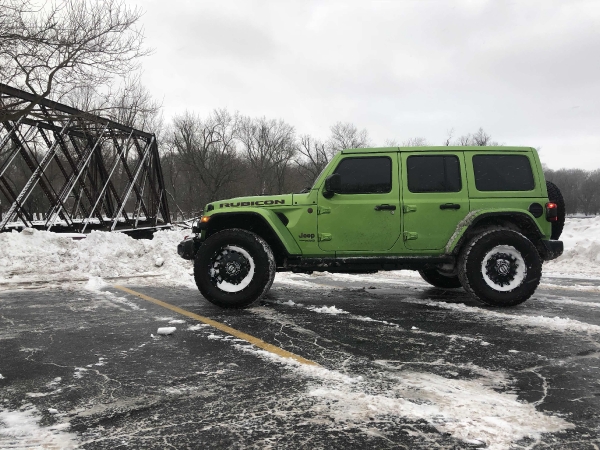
(407, 155, 461, 193)
(333, 157, 392, 194)
(473, 155, 535, 191)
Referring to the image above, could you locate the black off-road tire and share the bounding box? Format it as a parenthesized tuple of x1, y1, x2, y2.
(458, 229, 542, 307)
(419, 269, 462, 289)
(546, 180, 565, 240)
(194, 229, 275, 308)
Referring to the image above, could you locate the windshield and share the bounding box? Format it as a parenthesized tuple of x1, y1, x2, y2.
(310, 165, 330, 190)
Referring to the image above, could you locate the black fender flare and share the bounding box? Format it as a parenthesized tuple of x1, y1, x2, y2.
(202, 211, 297, 263)
(451, 211, 549, 258)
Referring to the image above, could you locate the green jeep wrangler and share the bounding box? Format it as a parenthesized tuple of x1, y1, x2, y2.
(178, 146, 565, 309)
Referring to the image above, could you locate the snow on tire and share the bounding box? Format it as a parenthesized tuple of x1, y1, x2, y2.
(194, 229, 275, 308)
(458, 229, 542, 307)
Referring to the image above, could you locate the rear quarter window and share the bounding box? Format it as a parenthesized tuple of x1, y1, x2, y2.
(473, 155, 535, 191)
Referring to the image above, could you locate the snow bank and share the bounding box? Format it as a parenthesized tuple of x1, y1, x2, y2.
(0, 217, 597, 288)
(0, 228, 194, 287)
(545, 216, 600, 277)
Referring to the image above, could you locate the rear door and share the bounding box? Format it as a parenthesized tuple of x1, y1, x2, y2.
(401, 152, 469, 250)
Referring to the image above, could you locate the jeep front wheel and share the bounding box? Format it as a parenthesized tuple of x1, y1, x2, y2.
(194, 229, 275, 308)
(458, 229, 542, 307)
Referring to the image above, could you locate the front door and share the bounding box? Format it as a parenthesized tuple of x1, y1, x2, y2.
(401, 152, 470, 250)
(317, 153, 401, 252)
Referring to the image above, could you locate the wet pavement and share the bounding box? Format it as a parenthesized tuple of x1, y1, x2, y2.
(0, 273, 599, 449)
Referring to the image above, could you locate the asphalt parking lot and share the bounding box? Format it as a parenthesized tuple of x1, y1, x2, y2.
(0, 273, 599, 449)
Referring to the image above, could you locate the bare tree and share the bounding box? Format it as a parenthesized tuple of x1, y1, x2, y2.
(169, 110, 240, 206)
(452, 128, 497, 146)
(327, 122, 370, 153)
(472, 127, 492, 146)
(100, 74, 161, 132)
(457, 133, 472, 146)
(444, 128, 454, 146)
(63, 73, 161, 131)
(0, 0, 149, 121)
(402, 137, 429, 146)
(384, 137, 429, 147)
(238, 117, 296, 195)
(295, 134, 329, 186)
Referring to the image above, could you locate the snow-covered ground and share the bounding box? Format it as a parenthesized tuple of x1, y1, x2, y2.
(0, 217, 598, 287)
(0, 218, 598, 449)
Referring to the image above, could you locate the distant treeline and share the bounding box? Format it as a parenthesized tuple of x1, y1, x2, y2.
(544, 168, 600, 216)
(161, 116, 504, 219)
(160, 114, 600, 219)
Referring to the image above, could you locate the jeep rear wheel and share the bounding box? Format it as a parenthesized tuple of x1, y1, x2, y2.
(458, 229, 542, 307)
(194, 229, 275, 308)
(419, 269, 462, 289)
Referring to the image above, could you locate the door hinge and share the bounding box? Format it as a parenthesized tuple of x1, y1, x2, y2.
(318, 233, 332, 242)
(403, 231, 418, 241)
(403, 204, 417, 213)
(317, 206, 331, 215)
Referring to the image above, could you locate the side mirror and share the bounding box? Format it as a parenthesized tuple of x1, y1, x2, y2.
(323, 173, 341, 199)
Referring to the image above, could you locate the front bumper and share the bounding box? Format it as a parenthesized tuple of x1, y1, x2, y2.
(177, 236, 203, 260)
(541, 240, 563, 261)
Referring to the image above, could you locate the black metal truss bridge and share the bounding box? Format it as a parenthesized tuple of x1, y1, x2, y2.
(0, 83, 171, 236)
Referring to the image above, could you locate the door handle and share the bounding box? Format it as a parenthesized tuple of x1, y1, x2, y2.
(374, 204, 397, 211)
(440, 203, 461, 210)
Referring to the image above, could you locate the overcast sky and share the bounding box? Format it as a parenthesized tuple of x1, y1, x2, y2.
(132, 0, 600, 170)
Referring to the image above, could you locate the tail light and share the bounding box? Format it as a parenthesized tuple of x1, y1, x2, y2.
(546, 202, 558, 221)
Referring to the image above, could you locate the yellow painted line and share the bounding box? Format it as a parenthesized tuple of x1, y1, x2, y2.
(113, 285, 319, 367)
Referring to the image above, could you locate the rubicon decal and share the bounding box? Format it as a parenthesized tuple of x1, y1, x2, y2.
(219, 200, 285, 208)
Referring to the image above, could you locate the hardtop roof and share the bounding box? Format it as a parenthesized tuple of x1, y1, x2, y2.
(342, 146, 533, 154)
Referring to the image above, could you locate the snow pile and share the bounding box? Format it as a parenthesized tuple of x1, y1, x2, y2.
(0, 228, 194, 287)
(0, 406, 78, 449)
(307, 305, 349, 315)
(545, 216, 600, 276)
